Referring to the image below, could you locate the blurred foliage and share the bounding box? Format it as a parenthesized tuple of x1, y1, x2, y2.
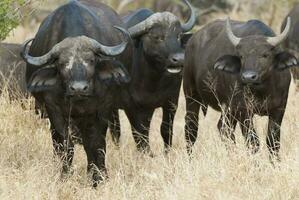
(233, 0, 297, 30)
(0, 0, 27, 40)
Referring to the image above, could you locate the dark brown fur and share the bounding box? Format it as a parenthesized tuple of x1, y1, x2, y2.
(184, 19, 298, 159)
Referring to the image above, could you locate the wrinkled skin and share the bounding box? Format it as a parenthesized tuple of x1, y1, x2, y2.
(109, 8, 193, 154)
(24, 0, 130, 187)
(184, 19, 298, 161)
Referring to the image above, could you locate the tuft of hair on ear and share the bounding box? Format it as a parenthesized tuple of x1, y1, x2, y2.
(274, 52, 298, 71)
(27, 67, 58, 92)
(97, 60, 130, 85)
(214, 55, 241, 74)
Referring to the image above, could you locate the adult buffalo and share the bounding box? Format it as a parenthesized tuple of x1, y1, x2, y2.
(281, 4, 299, 91)
(21, 0, 130, 186)
(0, 43, 27, 99)
(184, 17, 298, 160)
(109, 0, 196, 154)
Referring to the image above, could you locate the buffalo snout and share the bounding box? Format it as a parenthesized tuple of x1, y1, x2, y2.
(169, 53, 184, 66)
(241, 70, 260, 84)
(166, 53, 185, 74)
(68, 81, 92, 96)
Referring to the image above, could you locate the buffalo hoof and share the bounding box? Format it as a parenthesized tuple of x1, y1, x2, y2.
(60, 167, 74, 181)
(91, 170, 108, 188)
(111, 137, 120, 149)
(269, 153, 281, 167)
(164, 146, 172, 155)
(137, 146, 155, 158)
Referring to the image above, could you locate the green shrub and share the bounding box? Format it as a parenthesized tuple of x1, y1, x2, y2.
(0, 0, 25, 41)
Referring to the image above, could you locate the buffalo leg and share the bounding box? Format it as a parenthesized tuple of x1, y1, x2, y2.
(51, 126, 74, 175)
(46, 105, 74, 175)
(239, 114, 260, 154)
(79, 116, 108, 187)
(217, 112, 237, 143)
(184, 95, 200, 155)
(267, 109, 285, 161)
(125, 109, 154, 154)
(108, 109, 121, 146)
(161, 100, 178, 153)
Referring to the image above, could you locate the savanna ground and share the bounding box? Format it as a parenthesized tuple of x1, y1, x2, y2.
(1, 0, 299, 199)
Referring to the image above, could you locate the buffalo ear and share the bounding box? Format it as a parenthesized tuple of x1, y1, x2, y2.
(274, 52, 298, 70)
(28, 66, 58, 92)
(214, 55, 241, 73)
(180, 33, 193, 48)
(97, 60, 130, 85)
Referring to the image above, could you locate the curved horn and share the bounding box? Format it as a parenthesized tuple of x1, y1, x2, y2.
(267, 17, 291, 46)
(21, 38, 59, 66)
(181, 0, 196, 32)
(128, 12, 170, 38)
(91, 26, 129, 56)
(226, 17, 241, 47)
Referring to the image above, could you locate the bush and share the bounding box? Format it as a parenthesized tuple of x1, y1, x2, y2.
(0, 0, 26, 41)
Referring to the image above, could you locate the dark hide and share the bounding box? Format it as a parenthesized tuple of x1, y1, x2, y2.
(184, 19, 298, 160)
(25, 0, 130, 186)
(281, 4, 299, 90)
(109, 8, 193, 154)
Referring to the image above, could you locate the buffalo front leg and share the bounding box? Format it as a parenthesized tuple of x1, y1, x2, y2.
(267, 109, 285, 161)
(46, 105, 74, 176)
(239, 113, 260, 154)
(50, 126, 74, 175)
(184, 95, 200, 156)
(217, 111, 237, 143)
(79, 116, 108, 187)
(125, 109, 154, 154)
(161, 100, 178, 153)
(108, 109, 121, 147)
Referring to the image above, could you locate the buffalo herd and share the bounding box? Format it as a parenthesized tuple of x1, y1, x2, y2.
(1, 0, 299, 186)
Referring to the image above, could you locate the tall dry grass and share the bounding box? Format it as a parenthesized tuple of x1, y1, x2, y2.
(0, 83, 298, 199)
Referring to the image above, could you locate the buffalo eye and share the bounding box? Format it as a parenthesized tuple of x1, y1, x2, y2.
(152, 34, 164, 42)
(89, 58, 95, 64)
(262, 54, 269, 58)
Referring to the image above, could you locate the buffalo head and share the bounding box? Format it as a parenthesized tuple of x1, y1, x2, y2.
(128, 0, 196, 74)
(21, 26, 130, 97)
(214, 17, 298, 86)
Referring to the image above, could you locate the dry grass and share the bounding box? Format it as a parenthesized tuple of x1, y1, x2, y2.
(1, 0, 299, 199)
(0, 83, 298, 200)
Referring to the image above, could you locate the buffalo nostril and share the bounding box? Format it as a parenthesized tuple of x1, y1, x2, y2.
(169, 53, 184, 64)
(70, 86, 76, 91)
(82, 85, 88, 91)
(251, 74, 257, 80)
(242, 71, 259, 83)
(171, 57, 178, 63)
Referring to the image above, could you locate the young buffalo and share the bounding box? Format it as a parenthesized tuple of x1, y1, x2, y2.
(184, 17, 298, 160)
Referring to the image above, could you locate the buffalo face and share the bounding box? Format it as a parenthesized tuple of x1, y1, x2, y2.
(21, 27, 130, 97)
(128, 0, 196, 74)
(142, 22, 185, 73)
(214, 17, 298, 86)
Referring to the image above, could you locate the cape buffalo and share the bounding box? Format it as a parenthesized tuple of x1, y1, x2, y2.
(281, 4, 299, 91)
(184, 17, 298, 160)
(21, 0, 130, 186)
(0, 43, 26, 99)
(109, 0, 196, 154)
